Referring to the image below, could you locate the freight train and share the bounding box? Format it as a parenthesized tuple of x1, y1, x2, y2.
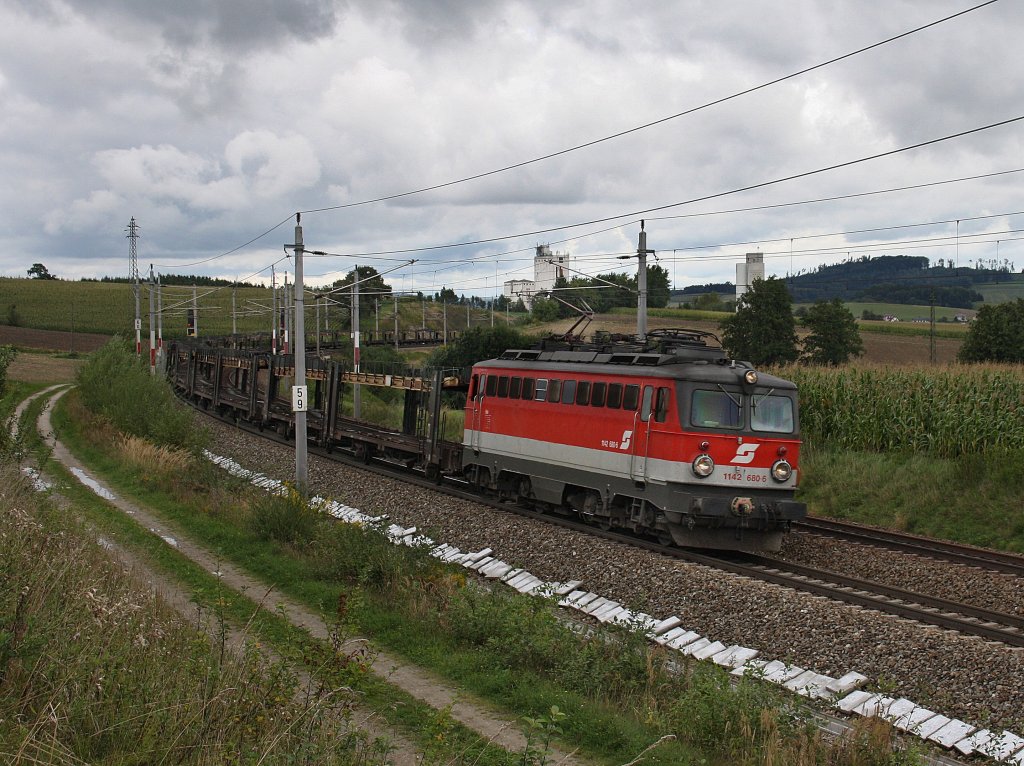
(167, 328, 805, 551)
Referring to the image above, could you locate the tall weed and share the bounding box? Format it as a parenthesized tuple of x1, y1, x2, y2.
(0, 463, 379, 765)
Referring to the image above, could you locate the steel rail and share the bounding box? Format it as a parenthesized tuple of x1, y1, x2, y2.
(798, 517, 1024, 578)
(189, 403, 1024, 648)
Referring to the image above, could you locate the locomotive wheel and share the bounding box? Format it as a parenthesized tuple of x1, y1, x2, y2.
(517, 477, 532, 501)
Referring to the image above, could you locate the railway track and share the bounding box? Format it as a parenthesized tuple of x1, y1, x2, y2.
(797, 517, 1024, 577)
(197, 404, 1024, 650)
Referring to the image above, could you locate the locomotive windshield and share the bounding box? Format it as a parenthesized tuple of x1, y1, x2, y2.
(751, 394, 795, 433)
(687, 387, 795, 434)
(691, 390, 742, 429)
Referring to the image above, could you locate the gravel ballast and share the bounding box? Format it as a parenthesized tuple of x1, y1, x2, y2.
(204, 417, 1024, 732)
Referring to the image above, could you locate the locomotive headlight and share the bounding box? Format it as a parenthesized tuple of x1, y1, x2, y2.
(771, 459, 793, 482)
(744, 370, 758, 385)
(692, 454, 715, 478)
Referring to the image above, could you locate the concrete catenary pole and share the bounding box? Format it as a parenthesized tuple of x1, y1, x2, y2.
(283, 272, 291, 354)
(352, 264, 361, 419)
(271, 265, 277, 354)
(156, 273, 163, 365)
(393, 294, 399, 348)
(192, 284, 198, 338)
(293, 215, 308, 494)
(147, 265, 156, 375)
(443, 300, 447, 345)
(637, 220, 653, 339)
(231, 283, 237, 336)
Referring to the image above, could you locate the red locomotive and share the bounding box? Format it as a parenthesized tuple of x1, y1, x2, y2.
(462, 330, 805, 551)
(167, 328, 804, 552)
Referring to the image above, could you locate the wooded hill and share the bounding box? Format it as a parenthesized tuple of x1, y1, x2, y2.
(675, 255, 1016, 308)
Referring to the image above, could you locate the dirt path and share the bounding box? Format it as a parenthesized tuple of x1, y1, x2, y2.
(30, 389, 589, 766)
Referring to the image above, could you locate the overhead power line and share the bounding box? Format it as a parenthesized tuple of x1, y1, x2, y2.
(299, 0, 1000, 216)
(283, 116, 1024, 260)
(150, 1, 1000, 272)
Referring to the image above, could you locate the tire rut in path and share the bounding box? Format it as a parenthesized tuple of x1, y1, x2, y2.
(32, 388, 589, 766)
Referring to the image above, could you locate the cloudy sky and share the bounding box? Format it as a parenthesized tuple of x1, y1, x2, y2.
(1, 0, 1022, 299)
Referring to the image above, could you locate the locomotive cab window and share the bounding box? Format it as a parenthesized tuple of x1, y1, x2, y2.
(485, 375, 498, 397)
(691, 389, 742, 429)
(751, 394, 795, 433)
(655, 387, 670, 423)
(497, 376, 509, 398)
(469, 374, 479, 400)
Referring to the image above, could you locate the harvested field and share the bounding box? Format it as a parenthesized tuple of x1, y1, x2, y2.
(0, 325, 110, 353)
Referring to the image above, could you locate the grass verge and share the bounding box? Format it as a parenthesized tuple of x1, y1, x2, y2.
(41, 378, 924, 765)
(799, 448, 1024, 552)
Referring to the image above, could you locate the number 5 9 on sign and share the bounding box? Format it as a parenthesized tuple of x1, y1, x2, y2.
(292, 385, 308, 412)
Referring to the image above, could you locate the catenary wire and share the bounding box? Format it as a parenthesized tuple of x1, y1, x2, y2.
(298, 0, 1000, 216)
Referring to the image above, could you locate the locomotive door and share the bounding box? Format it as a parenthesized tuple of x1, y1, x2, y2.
(628, 385, 655, 483)
(469, 373, 484, 453)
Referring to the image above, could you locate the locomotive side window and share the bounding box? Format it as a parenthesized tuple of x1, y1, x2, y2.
(655, 387, 670, 423)
(485, 374, 498, 397)
(576, 380, 591, 405)
(561, 379, 577, 404)
(497, 376, 509, 398)
(640, 385, 654, 422)
(534, 378, 548, 401)
(591, 382, 607, 406)
(547, 379, 562, 403)
(469, 374, 479, 400)
(623, 384, 640, 411)
(510, 377, 522, 398)
(691, 389, 742, 429)
(751, 394, 795, 433)
(522, 378, 535, 399)
(607, 383, 623, 409)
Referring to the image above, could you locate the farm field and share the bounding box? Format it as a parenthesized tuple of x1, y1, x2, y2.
(528, 312, 964, 365)
(0, 277, 504, 340)
(972, 273, 1024, 303)
(839, 301, 975, 323)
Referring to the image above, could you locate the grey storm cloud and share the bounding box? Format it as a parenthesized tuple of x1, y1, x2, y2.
(50, 0, 345, 50)
(1, 0, 1022, 287)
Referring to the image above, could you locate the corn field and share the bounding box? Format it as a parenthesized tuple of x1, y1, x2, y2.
(775, 363, 1024, 458)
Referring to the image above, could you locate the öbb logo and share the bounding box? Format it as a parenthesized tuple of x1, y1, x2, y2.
(731, 443, 760, 464)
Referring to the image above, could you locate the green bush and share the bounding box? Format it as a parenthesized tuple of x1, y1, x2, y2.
(76, 337, 205, 451)
(248, 485, 323, 546)
(0, 345, 15, 397)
